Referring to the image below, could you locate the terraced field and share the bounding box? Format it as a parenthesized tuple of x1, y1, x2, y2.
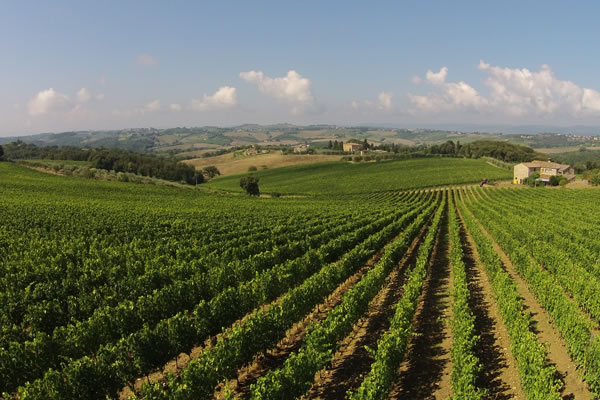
(1, 161, 599, 399)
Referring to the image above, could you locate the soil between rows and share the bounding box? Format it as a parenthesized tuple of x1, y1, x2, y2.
(301, 214, 433, 399)
(459, 216, 523, 400)
(471, 213, 593, 400)
(388, 209, 452, 399)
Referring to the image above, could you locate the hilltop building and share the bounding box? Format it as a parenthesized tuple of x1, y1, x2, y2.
(513, 160, 574, 184)
(294, 144, 310, 153)
(343, 143, 362, 153)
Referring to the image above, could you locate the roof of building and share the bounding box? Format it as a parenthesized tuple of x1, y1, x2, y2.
(519, 160, 571, 171)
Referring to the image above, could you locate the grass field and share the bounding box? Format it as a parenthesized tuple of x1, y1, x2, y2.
(206, 157, 512, 194)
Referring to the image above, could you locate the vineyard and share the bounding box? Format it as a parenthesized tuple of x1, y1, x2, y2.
(1, 161, 600, 399)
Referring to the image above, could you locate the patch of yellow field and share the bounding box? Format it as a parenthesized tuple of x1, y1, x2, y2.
(183, 152, 343, 176)
(536, 146, 600, 154)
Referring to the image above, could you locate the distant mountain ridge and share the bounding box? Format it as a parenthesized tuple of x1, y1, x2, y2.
(1, 123, 598, 156)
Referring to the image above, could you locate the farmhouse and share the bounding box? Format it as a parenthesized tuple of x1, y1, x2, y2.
(294, 144, 310, 153)
(343, 143, 362, 152)
(513, 160, 574, 184)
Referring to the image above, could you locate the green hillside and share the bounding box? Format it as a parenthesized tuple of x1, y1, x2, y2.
(206, 157, 512, 195)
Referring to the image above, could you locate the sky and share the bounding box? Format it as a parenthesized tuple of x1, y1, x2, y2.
(2, 1, 600, 136)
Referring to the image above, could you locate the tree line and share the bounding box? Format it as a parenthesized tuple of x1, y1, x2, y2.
(2, 141, 201, 184)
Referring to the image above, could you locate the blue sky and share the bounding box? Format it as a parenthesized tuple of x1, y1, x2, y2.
(2, 1, 600, 136)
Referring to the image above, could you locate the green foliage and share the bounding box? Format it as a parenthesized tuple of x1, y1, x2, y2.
(457, 140, 544, 162)
(3, 141, 198, 184)
(202, 165, 220, 178)
(466, 188, 600, 395)
(448, 194, 484, 399)
(526, 172, 540, 187)
(247, 165, 258, 172)
(240, 175, 260, 196)
(458, 189, 563, 399)
(350, 195, 445, 400)
(549, 175, 567, 186)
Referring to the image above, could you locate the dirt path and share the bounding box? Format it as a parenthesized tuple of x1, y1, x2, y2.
(459, 218, 523, 400)
(388, 212, 453, 399)
(471, 218, 593, 400)
(218, 220, 432, 399)
(300, 220, 432, 400)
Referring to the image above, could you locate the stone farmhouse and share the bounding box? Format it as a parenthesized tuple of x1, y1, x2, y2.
(513, 160, 575, 184)
(343, 143, 362, 152)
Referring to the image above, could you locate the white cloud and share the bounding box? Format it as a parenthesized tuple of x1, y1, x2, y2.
(426, 67, 448, 85)
(137, 54, 157, 65)
(190, 86, 237, 111)
(411, 75, 422, 85)
(378, 91, 393, 110)
(409, 66, 489, 113)
(95, 93, 105, 101)
(410, 62, 600, 118)
(28, 88, 70, 116)
(240, 70, 314, 113)
(478, 60, 600, 115)
(170, 103, 182, 111)
(76, 88, 91, 103)
(144, 99, 160, 112)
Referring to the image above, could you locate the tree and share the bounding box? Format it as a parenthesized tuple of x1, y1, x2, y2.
(527, 172, 540, 187)
(0, 144, 3, 160)
(328, 140, 333, 149)
(240, 176, 260, 196)
(203, 166, 220, 179)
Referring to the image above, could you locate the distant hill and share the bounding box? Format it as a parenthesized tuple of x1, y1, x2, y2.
(0, 125, 505, 156)
(2, 124, 596, 160)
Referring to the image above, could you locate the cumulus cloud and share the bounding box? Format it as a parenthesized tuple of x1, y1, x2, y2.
(76, 88, 91, 103)
(410, 67, 487, 112)
(410, 62, 600, 118)
(170, 103, 182, 111)
(137, 54, 158, 65)
(378, 91, 393, 110)
(190, 86, 237, 111)
(478, 61, 600, 115)
(28, 88, 70, 116)
(143, 99, 160, 112)
(426, 67, 448, 85)
(240, 70, 315, 113)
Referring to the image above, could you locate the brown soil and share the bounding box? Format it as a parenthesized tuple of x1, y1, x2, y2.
(471, 218, 593, 400)
(300, 217, 433, 400)
(183, 152, 342, 176)
(459, 216, 524, 400)
(388, 212, 453, 399)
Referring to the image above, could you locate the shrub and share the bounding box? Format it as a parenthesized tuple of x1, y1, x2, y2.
(240, 175, 260, 196)
(248, 166, 258, 172)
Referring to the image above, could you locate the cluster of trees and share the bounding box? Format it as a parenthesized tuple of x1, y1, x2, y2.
(3, 141, 200, 184)
(0, 144, 4, 160)
(427, 140, 543, 162)
(327, 140, 344, 150)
